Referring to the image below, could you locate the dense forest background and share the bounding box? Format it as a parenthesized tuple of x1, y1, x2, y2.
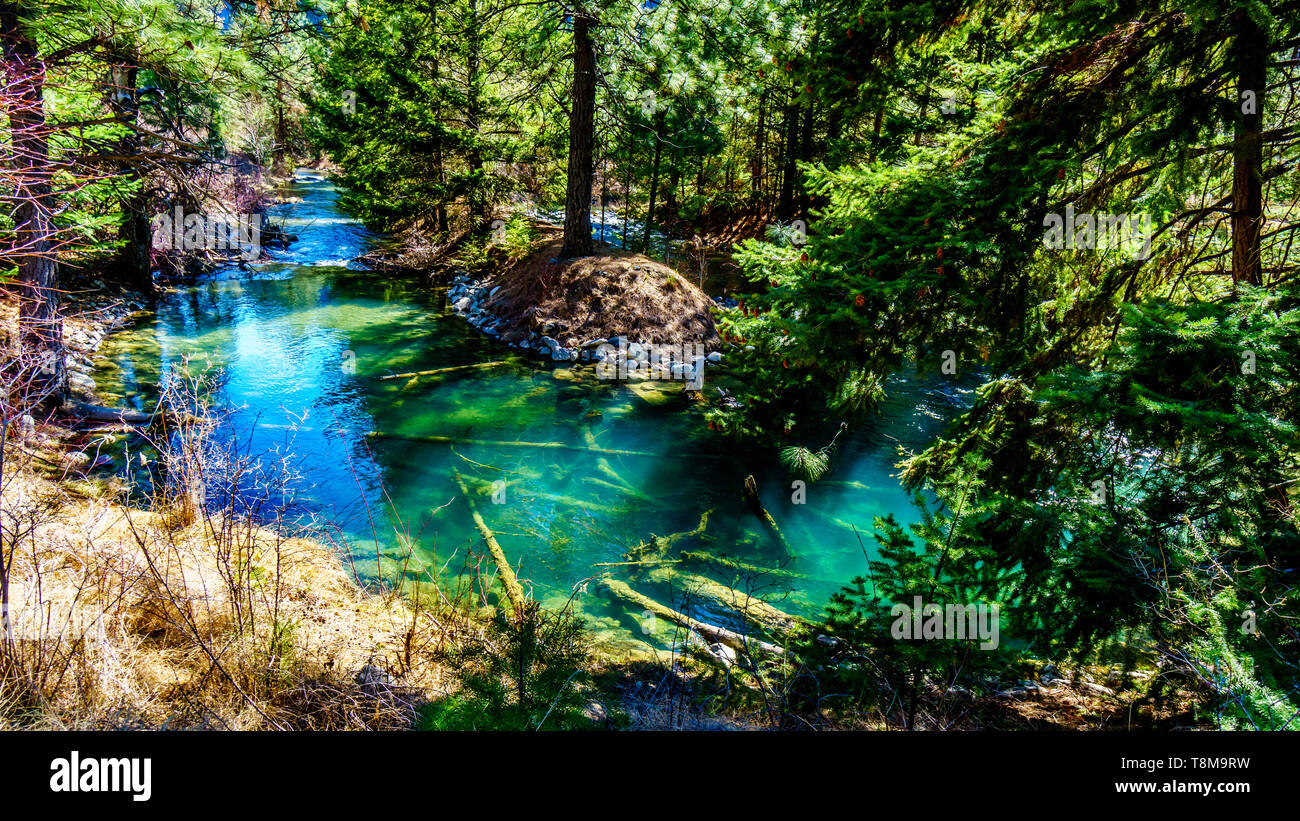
(3, 0, 1299, 729)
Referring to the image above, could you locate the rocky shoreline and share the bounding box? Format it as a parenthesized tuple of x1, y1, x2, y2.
(446, 268, 727, 382)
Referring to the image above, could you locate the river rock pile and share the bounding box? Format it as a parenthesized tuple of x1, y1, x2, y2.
(447, 270, 724, 380)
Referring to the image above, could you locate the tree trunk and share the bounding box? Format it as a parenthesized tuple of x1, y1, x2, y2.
(1232, 11, 1267, 288)
(109, 50, 154, 296)
(429, 6, 449, 235)
(273, 80, 289, 176)
(465, 0, 487, 223)
(750, 88, 766, 206)
(2, 4, 65, 403)
(798, 98, 814, 218)
(560, 10, 597, 258)
(642, 107, 665, 253)
(622, 120, 632, 249)
(777, 88, 799, 221)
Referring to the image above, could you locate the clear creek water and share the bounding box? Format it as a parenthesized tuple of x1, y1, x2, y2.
(93, 175, 970, 650)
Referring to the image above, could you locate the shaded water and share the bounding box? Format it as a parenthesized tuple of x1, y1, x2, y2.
(94, 176, 969, 649)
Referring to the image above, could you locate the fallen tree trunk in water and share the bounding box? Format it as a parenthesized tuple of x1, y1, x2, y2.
(62, 400, 157, 425)
(598, 578, 784, 656)
(365, 431, 654, 457)
(678, 550, 808, 582)
(626, 509, 714, 561)
(377, 360, 511, 381)
(639, 565, 801, 636)
(453, 467, 526, 611)
(742, 474, 794, 553)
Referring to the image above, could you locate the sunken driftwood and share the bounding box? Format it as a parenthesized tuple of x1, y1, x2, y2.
(365, 431, 654, 457)
(742, 474, 793, 553)
(638, 565, 800, 636)
(377, 361, 511, 381)
(63, 400, 159, 425)
(452, 467, 526, 611)
(598, 578, 784, 656)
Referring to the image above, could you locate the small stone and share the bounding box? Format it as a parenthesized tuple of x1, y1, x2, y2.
(706, 351, 722, 364)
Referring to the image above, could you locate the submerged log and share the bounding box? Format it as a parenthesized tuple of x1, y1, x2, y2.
(626, 509, 714, 562)
(639, 565, 801, 636)
(598, 578, 784, 656)
(584, 426, 644, 495)
(364, 431, 654, 457)
(742, 474, 793, 553)
(801, 505, 870, 535)
(62, 400, 157, 425)
(678, 550, 809, 582)
(377, 360, 511, 381)
(452, 468, 525, 611)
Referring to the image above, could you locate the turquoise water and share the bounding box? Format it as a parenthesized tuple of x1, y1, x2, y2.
(93, 177, 970, 649)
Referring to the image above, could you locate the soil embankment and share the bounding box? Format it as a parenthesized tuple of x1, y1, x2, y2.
(448, 224, 724, 369)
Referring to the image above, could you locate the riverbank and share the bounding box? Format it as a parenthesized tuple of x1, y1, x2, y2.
(0, 289, 462, 729)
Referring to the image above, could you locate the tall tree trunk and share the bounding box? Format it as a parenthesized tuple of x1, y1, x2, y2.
(560, 10, 597, 258)
(869, 93, 885, 163)
(465, 0, 486, 223)
(273, 80, 289, 176)
(777, 87, 799, 221)
(1232, 10, 1267, 288)
(109, 49, 154, 296)
(798, 99, 814, 218)
(622, 121, 632, 250)
(2, 3, 64, 403)
(642, 108, 665, 253)
(750, 88, 766, 207)
(429, 5, 449, 234)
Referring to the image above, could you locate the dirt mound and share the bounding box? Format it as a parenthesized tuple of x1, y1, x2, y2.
(482, 226, 720, 350)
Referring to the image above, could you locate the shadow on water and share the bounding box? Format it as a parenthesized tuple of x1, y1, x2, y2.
(93, 174, 971, 650)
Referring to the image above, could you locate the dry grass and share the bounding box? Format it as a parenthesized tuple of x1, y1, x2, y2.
(0, 461, 454, 729)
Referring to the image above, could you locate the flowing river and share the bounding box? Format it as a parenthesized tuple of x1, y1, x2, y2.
(93, 174, 969, 651)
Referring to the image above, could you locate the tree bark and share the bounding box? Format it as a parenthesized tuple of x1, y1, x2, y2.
(560, 10, 597, 258)
(465, 0, 487, 223)
(642, 107, 665, 253)
(2, 3, 65, 403)
(1232, 11, 1267, 288)
(750, 88, 766, 206)
(109, 49, 154, 295)
(777, 87, 799, 220)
